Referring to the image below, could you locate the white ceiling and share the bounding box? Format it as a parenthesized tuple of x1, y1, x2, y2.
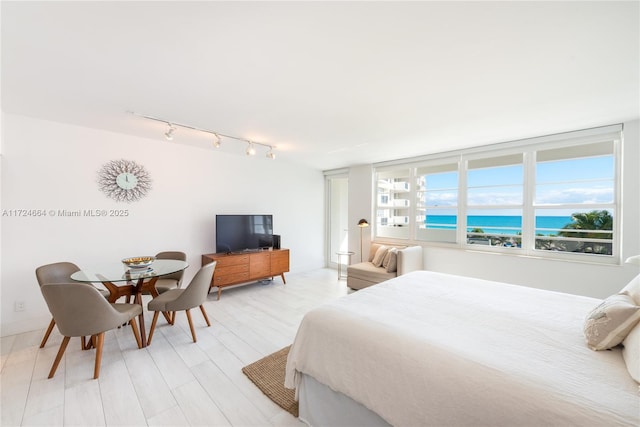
(2, 1, 638, 170)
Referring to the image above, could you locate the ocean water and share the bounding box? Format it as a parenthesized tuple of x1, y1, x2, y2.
(425, 215, 574, 235)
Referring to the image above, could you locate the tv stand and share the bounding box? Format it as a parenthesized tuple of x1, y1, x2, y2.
(201, 249, 290, 300)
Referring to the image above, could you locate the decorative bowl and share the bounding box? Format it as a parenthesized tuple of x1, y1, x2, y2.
(122, 256, 155, 270)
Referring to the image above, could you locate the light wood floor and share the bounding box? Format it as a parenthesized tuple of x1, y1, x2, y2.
(1, 268, 349, 426)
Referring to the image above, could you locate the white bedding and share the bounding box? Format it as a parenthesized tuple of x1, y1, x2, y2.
(285, 271, 640, 426)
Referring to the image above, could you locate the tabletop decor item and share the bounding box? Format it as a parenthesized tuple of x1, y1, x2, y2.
(97, 159, 152, 202)
(122, 256, 155, 270)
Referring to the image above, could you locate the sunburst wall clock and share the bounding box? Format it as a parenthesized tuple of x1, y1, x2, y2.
(97, 159, 152, 202)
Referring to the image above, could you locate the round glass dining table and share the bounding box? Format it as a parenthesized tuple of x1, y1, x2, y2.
(71, 259, 189, 347)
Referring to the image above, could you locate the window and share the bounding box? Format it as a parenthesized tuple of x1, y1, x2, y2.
(534, 141, 615, 256)
(376, 169, 411, 239)
(416, 162, 459, 243)
(372, 125, 622, 263)
(466, 154, 523, 248)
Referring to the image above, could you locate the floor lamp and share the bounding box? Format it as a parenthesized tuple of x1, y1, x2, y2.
(358, 219, 369, 262)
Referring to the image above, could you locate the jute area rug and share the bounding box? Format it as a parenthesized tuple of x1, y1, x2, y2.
(242, 345, 298, 417)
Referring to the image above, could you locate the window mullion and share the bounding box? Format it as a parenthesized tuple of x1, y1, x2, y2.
(522, 150, 536, 255)
(614, 136, 622, 261)
(409, 167, 417, 241)
(458, 157, 468, 245)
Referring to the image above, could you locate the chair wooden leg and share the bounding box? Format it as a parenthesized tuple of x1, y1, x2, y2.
(93, 332, 104, 379)
(48, 336, 70, 379)
(170, 311, 176, 325)
(161, 311, 172, 325)
(147, 312, 160, 345)
(129, 318, 142, 349)
(82, 335, 98, 350)
(199, 305, 211, 327)
(185, 309, 197, 343)
(40, 318, 56, 348)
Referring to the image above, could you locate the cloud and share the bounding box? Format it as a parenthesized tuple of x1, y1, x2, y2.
(421, 186, 612, 207)
(467, 191, 522, 206)
(425, 192, 457, 206)
(535, 187, 613, 204)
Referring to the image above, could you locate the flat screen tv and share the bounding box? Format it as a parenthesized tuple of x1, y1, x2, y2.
(216, 214, 274, 253)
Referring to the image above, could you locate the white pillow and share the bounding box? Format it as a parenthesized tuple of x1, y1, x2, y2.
(368, 243, 382, 262)
(622, 323, 640, 383)
(383, 248, 398, 273)
(371, 245, 389, 267)
(620, 274, 640, 306)
(583, 294, 640, 350)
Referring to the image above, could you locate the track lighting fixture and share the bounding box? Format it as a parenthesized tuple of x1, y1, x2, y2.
(129, 112, 277, 160)
(164, 123, 175, 141)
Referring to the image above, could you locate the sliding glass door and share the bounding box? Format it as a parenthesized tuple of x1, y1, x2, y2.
(325, 173, 349, 268)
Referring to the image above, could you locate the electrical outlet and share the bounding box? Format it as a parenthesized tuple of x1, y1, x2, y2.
(14, 301, 25, 312)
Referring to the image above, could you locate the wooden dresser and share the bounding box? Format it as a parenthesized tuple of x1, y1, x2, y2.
(201, 249, 290, 300)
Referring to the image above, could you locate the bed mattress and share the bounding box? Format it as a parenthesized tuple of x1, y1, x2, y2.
(285, 270, 639, 426)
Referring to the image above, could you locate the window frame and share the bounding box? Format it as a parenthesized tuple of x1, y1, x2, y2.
(372, 124, 623, 265)
(414, 158, 460, 244)
(374, 167, 413, 240)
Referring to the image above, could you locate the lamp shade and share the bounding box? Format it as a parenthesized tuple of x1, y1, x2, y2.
(358, 219, 369, 227)
(625, 255, 640, 266)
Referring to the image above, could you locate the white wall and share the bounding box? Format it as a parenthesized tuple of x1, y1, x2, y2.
(348, 165, 373, 264)
(0, 114, 325, 336)
(348, 120, 640, 299)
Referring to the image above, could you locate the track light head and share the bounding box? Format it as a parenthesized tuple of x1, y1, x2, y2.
(266, 148, 276, 159)
(246, 142, 256, 156)
(212, 133, 221, 148)
(164, 123, 175, 141)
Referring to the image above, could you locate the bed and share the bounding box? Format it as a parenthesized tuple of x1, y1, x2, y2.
(284, 270, 640, 426)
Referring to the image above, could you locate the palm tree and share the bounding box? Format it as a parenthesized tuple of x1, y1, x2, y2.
(467, 227, 490, 245)
(559, 210, 612, 238)
(558, 210, 613, 254)
(490, 235, 511, 246)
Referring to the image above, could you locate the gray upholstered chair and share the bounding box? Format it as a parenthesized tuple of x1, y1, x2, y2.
(40, 282, 142, 379)
(136, 251, 188, 301)
(147, 261, 216, 344)
(152, 251, 187, 294)
(35, 262, 110, 348)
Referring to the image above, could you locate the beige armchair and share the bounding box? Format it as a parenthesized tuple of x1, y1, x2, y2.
(147, 261, 216, 344)
(347, 243, 423, 290)
(40, 282, 142, 379)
